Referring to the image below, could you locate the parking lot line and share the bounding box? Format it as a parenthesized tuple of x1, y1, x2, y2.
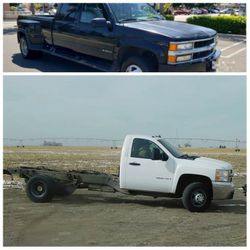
(221, 47, 246, 58)
(221, 40, 246, 52)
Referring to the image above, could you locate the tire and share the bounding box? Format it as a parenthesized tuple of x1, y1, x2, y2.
(206, 61, 217, 72)
(121, 56, 157, 72)
(56, 184, 76, 197)
(19, 36, 42, 59)
(26, 175, 56, 203)
(182, 182, 211, 212)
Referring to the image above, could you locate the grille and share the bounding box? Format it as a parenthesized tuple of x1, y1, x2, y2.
(193, 49, 214, 60)
(168, 36, 217, 64)
(229, 170, 233, 182)
(194, 38, 215, 48)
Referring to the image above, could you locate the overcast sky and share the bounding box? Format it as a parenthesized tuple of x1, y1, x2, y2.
(4, 75, 246, 143)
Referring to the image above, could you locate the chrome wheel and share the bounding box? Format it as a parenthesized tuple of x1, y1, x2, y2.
(191, 190, 207, 207)
(31, 181, 46, 197)
(126, 64, 143, 72)
(20, 37, 28, 57)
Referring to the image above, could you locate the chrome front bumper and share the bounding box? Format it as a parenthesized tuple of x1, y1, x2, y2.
(212, 181, 235, 200)
(167, 35, 220, 65)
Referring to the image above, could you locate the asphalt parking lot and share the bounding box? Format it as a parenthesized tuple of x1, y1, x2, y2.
(3, 21, 246, 72)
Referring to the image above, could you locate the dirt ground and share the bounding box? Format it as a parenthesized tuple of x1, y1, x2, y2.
(3, 147, 246, 246)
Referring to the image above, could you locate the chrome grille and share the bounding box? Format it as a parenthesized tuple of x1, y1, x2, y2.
(168, 36, 217, 65)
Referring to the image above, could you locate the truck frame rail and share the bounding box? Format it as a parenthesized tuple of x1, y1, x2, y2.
(4, 166, 124, 194)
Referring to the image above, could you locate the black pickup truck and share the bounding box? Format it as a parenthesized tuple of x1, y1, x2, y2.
(17, 3, 220, 72)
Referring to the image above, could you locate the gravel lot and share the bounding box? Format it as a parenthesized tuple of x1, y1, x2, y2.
(3, 178, 246, 246)
(3, 147, 246, 246)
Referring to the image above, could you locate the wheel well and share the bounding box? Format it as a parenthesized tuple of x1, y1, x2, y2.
(118, 46, 159, 70)
(175, 174, 213, 198)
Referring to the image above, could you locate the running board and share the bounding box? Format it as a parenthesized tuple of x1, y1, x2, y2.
(42, 46, 116, 72)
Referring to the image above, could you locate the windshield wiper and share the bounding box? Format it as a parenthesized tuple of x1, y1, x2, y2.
(179, 154, 189, 159)
(145, 16, 163, 20)
(179, 154, 200, 160)
(119, 18, 140, 23)
(120, 16, 163, 23)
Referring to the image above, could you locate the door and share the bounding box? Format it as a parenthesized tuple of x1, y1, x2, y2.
(125, 138, 175, 193)
(74, 3, 116, 60)
(53, 3, 80, 50)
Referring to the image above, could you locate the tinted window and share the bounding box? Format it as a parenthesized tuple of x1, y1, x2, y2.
(80, 4, 106, 23)
(131, 138, 164, 159)
(58, 4, 78, 22)
(109, 3, 163, 22)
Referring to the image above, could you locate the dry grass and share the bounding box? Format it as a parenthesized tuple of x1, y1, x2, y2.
(4, 146, 121, 175)
(4, 146, 246, 177)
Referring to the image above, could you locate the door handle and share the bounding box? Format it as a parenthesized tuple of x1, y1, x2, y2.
(129, 162, 141, 166)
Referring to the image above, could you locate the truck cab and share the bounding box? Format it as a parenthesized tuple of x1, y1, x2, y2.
(120, 135, 234, 211)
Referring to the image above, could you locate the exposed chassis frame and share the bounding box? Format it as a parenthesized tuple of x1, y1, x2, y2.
(4, 166, 126, 194)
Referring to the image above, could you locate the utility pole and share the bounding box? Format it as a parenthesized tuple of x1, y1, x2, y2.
(235, 138, 240, 152)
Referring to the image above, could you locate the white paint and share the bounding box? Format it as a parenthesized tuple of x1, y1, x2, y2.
(221, 47, 246, 58)
(221, 40, 246, 52)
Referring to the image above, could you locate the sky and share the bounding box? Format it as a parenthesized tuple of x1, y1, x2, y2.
(3, 75, 246, 146)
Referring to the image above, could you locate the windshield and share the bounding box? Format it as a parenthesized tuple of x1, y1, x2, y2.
(158, 139, 184, 158)
(109, 3, 164, 23)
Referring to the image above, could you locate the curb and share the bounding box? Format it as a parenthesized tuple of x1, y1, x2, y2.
(218, 33, 246, 40)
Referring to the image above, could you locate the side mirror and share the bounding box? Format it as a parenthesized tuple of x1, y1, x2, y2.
(152, 148, 169, 161)
(91, 18, 109, 28)
(162, 153, 169, 161)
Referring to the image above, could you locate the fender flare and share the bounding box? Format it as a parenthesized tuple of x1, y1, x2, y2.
(116, 38, 167, 65)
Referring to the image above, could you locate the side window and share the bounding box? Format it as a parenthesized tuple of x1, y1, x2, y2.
(80, 4, 106, 23)
(57, 4, 78, 22)
(131, 138, 164, 160)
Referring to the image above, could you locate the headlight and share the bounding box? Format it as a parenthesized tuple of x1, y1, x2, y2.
(177, 43, 193, 50)
(215, 169, 230, 182)
(168, 54, 192, 63)
(176, 54, 192, 62)
(169, 42, 193, 51)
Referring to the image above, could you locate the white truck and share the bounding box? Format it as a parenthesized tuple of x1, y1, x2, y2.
(4, 135, 235, 212)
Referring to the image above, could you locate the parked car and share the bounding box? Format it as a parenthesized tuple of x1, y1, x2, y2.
(233, 9, 240, 15)
(17, 3, 220, 72)
(174, 8, 191, 15)
(191, 8, 203, 15)
(200, 8, 208, 14)
(208, 8, 220, 14)
(220, 8, 235, 14)
(4, 134, 235, 212)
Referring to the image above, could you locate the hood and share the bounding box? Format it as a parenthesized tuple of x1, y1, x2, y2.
(192, 157, 232, 170)
(123, 20, 216, 40)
